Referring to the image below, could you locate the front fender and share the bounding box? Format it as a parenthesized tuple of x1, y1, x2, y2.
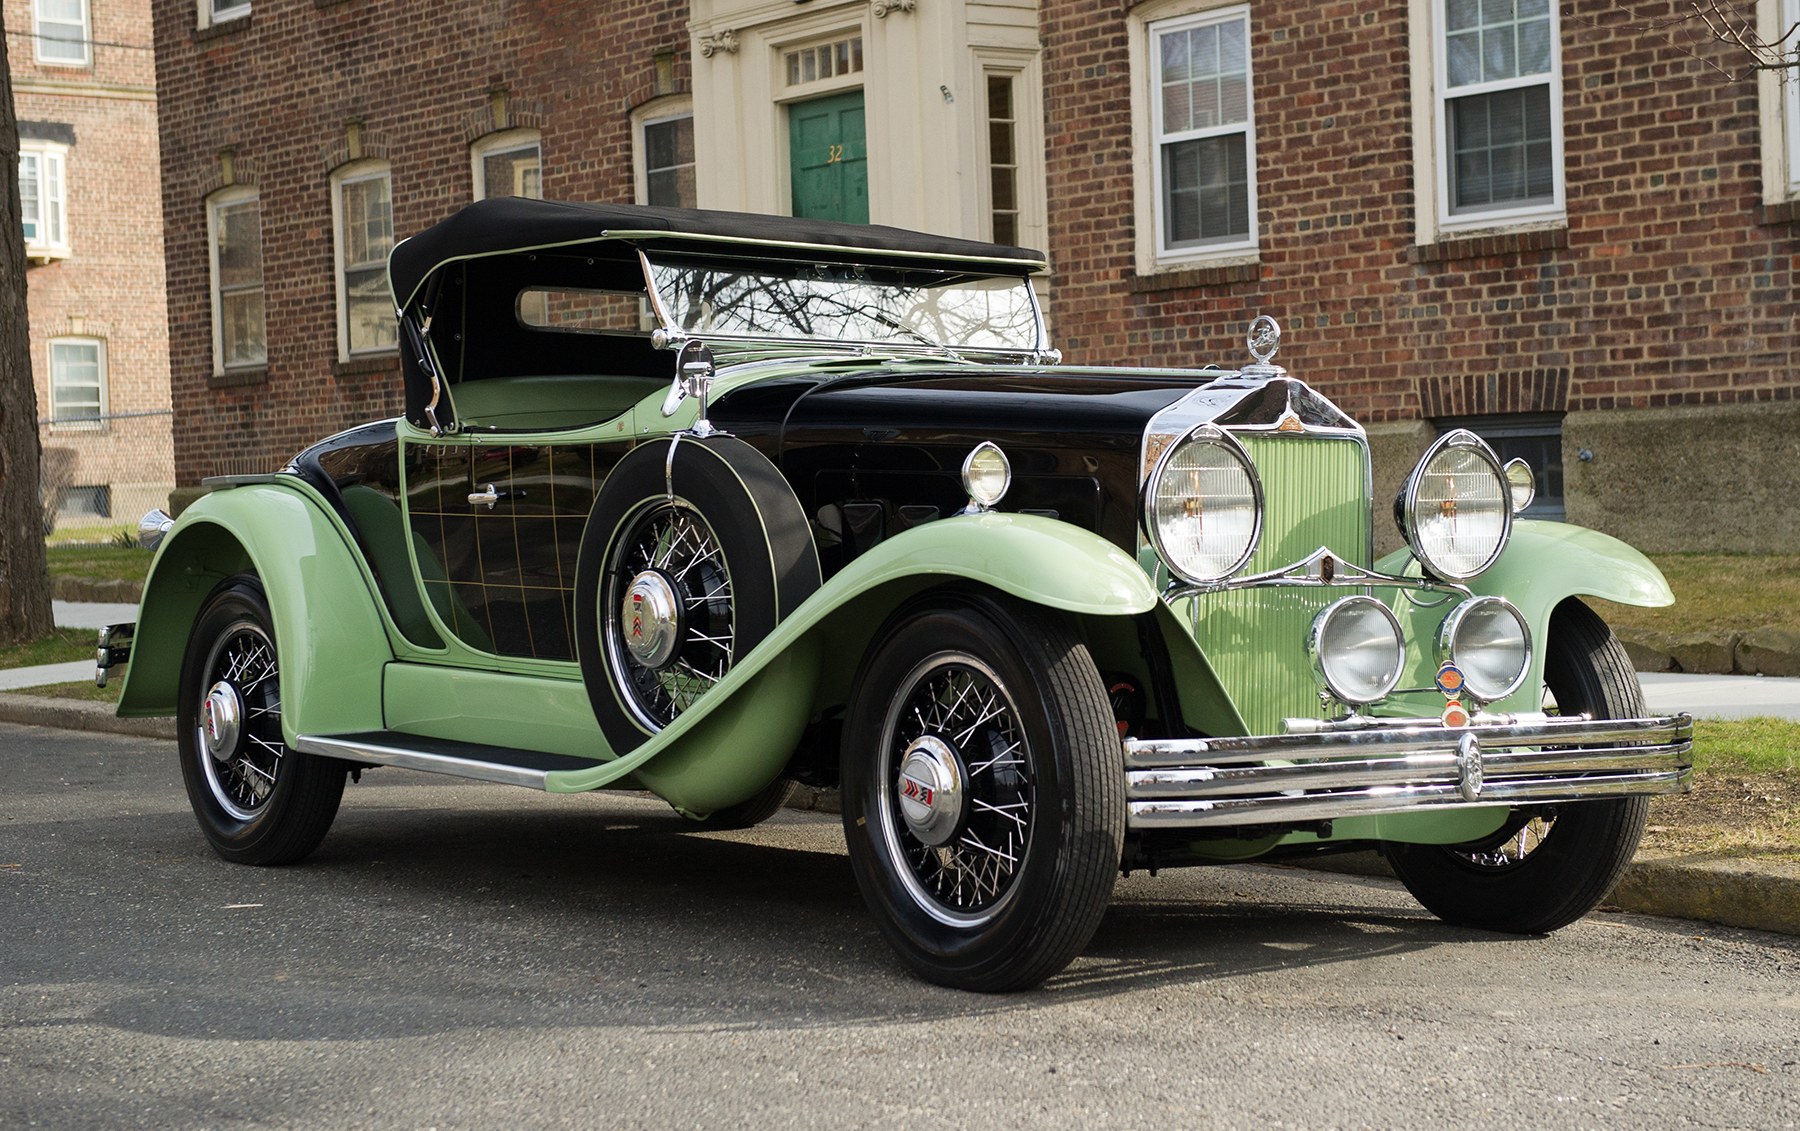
(116, 481, 393, 742)
(548, 513, 1158, 800)
(1377, 519, 1672, 712)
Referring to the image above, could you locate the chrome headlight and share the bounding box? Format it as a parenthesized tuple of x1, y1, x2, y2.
(1309, 596, 1404, 706)
(1142, 426, 1262, 584)
(1396, 429, 1511, 580)
(1437, 597, 1531, 704)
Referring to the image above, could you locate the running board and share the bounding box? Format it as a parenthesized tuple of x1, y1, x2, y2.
(294, 731, 603, 790)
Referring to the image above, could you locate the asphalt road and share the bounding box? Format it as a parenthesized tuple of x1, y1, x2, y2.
(3, 722, 1796, 1129)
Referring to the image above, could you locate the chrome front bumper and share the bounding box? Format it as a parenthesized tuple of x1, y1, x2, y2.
(1122, 711, 1693, 829)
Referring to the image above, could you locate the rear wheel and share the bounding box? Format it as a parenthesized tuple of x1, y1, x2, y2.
(1385, 600, 1649, 933)
(841, 594, 1123, 991)
(177, 577, 346, 865)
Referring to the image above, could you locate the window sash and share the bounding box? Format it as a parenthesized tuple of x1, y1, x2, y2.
(475, 140, 542, 201)
(35, 0, 88, 64)
(1149, 8, 1256, 256)
(335, 169, 396, 355)
(19, 149, 66, 249)
(986, 73, 1020, 246)
(49, 340, 104, 423)
(1434, 0, 1562, 222)
(210, 0, 250, 21)
(642, 115, 695, 208)
(211, 194, 267, 369)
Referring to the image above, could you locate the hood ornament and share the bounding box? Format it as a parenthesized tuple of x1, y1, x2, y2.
(1247, 315, 1281, 366)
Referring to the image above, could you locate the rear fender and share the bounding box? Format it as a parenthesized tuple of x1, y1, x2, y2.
(116, 482, 393, 741)
(1377, 519, 1673, 713)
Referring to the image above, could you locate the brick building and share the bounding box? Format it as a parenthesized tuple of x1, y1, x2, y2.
(12, 0, 173, 530)
(151, 0, 1797, 551)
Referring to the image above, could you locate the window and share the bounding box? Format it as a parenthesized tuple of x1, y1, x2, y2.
(48, 338, 105, 428)
(783, 35, 863, 88)
(1786, 0, 1799, 195)
(1419, 0, 1564, 235)
(201, 0, 250, 27)
(207, 187, 267, 373)
(471, 130, 541, 201)
(1134, 5, 1258, 267)
(34, 0, 89, 65)
(18, 143, 68, 257)
(331, 162, 397, 358)
(634, 99, 696, 209)
(986, 74, 1020, 246)
(58, 485, 111, 520)
(1438, 413, 1564, 519)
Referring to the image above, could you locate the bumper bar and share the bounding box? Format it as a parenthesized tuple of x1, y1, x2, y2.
(1122, 711, 1693, 829)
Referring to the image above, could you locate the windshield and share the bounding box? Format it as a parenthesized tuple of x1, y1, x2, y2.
(643, 253, 1043, 354)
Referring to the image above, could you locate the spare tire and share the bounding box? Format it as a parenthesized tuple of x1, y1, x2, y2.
(574, 435, 820, 755)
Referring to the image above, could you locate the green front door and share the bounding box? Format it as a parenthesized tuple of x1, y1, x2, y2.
(789, 90, 868, 224)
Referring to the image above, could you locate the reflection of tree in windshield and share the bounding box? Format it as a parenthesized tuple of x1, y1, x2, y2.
(652, 261, 1037, 351)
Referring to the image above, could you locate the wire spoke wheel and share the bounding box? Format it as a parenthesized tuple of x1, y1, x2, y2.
(604, 500, 736, 730)
(842, 595, 1123, 992)
(878, 656, 1035, 924)
(177, 577, 345, 866)
(197, 622, 285, 821)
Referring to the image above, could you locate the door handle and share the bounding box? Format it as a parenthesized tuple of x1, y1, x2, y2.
(467, 483, 525, 509)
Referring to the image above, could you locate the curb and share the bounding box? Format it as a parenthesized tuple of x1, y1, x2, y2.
(52, 578, 145, 604)
(4, 705, 1791, 939)
(0, 693, 176, 740)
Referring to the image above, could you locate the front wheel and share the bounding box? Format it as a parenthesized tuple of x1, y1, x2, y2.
(177, 577, 346, 865)
(841, 593, 1124, 992)
(1384, 599, 1649, 933)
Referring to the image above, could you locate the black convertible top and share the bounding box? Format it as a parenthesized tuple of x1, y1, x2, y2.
(388, 197, 1047, 309)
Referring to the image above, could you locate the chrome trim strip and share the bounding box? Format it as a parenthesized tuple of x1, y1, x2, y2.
(1164, 546, 1469, 600)
(1123, 713, 1692, 768)
(294, 734, 553, 790)
(1128, 770, 1693, 828)
(1119, 711, 1693, 829)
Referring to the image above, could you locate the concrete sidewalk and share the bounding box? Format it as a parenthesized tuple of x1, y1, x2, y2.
(3, 600, 1795, 939)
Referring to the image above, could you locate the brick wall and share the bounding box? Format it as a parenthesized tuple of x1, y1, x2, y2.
(153, 0, 690, 485)
(9, 0, 172, 527)
(1038, 0, 1798, 424)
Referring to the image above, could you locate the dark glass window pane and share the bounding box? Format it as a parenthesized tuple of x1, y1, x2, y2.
(1162, 134, 1249, 246)
(1449, 85, 1553, 210)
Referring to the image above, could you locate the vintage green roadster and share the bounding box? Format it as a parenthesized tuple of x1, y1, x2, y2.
(103, 199, 1692, 991)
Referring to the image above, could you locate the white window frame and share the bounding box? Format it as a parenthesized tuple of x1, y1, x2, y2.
(1129, 1, 1259, 273)
(329, 160, 396, 361)
(19, 141, 70, 260)
(471, 129, 542, 201)
(199, 0, 250, 29)
(34, 0, 90, 66)
(1758, 0, 1800, 202)
(206, 185, 267, 375)
(47, 337, 106, 431)
(1411, 0, 1566, 243)
(973, 51, 1049, 255)
(632, 98, 695, 207)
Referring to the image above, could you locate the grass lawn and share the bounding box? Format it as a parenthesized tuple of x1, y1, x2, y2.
(45, 543, 152, 587)
(1592, 553, 1800, 638)
(0, 627, 98, 669)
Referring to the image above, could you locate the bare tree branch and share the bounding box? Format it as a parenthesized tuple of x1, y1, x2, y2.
(1572, 2, 1799, 81)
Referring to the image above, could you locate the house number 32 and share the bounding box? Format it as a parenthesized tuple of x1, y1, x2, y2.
(827, 144, 844, 164)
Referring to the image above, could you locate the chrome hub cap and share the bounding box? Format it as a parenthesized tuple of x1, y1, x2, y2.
(895, 735, 966, 848)
(202, 681, 243, 762)
(621, 569, 683, 670)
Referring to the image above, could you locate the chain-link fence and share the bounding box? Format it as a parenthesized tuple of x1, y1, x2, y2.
(37, 408, 175, 536)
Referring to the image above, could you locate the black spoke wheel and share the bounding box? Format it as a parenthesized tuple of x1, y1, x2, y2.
(841, 593, 1123, 991)
(177, 577, 346, 865)
(1385, 599, 1650, 934)
(576, 436, 819, 826)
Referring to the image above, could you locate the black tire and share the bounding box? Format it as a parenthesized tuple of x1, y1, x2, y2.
(1385, 599, 1650, 934)
(841, 592, 1124, 992)
(177, 576, 346, 865)
(575, 435, 820, 756)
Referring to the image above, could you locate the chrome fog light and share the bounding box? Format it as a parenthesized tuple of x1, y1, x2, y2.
(1309, 596, 1405, 706)
(138, 508, 175, 551)
(961, 442, 1012, 511)
(1438, 597, 1531, 704)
